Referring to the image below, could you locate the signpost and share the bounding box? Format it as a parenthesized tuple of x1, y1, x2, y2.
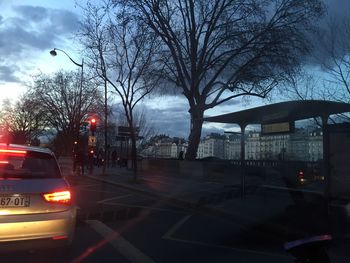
(261, 121, 294, 135)
(117, 126, 140, 137)
(88, 136, 97, 147)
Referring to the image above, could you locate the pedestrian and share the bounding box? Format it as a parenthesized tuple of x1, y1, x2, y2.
(178, 150, 184, 160)
(97, 150, 103, 168)
(111, 150, 117, 167)
(75, 150, 85, 175)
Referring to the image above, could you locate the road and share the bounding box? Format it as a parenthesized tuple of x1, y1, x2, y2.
(2, 176, 346, 263)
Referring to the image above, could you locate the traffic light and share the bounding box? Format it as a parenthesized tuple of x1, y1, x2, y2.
(90, 118, 97, 134)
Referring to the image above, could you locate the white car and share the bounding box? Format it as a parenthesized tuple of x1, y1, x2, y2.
(0, 144, 76, 252)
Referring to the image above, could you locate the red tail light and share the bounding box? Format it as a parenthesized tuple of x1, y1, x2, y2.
(43, 190, 72, 205)
(0, 149, 27, 157)
(52, 235, 68, 240)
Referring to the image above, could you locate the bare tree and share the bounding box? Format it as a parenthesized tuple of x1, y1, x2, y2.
(0, 95, 47, 145)
(79, 2, 162, 179)
(113, 0, 324, 159)
(314, 17, 350, 104)
(285, 16, 350, 122)
(29, 71, 103, 155)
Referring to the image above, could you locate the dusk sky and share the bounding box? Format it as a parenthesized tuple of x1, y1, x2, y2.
(1, 0, 350, 138)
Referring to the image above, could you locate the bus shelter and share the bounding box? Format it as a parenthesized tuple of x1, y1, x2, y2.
(204, 100, 350, 199)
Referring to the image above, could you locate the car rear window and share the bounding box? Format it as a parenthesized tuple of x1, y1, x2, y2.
(0, 150, 61, 179)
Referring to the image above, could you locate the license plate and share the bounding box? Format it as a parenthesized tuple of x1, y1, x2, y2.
(0, 195, 30, 207)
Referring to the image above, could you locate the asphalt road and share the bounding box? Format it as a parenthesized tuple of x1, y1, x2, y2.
(2, 176, 347, 263)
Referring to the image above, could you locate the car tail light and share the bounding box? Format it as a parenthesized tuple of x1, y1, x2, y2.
(0, 149, 27, 156)
(43, 190, 72, 205)
(52, 235, 68, 240)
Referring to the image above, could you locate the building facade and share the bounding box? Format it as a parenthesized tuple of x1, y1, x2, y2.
(223, 129, 323, 161)
(141, 138, 187, 159)
(197, 135, 225, 159)
(141, 128, 323, 161)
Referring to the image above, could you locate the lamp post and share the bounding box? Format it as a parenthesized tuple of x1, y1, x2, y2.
(50, 48, 84, 170)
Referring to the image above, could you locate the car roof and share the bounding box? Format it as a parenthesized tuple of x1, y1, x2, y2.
(0, 143, 54, 155)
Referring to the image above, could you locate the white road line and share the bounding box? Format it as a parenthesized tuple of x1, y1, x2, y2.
(261, 185, 323, 194)
(204, 181, 222, 185)
(77, 184, 101, 188)
(101, 202, 185, 214)
(142, 179, 173, 186)
(164, 235, 290, 259)
(162, 215, 289, 259)
(87, 220, 156, 263)
(162, 214, 192, 240)
(79, 189, 124, 194)
(97, 194, 132, 204)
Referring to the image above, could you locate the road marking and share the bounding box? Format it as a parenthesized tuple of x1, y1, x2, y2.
(204, 181, 222, 185)
(164, 235, 290, 259)
(162, 215, 290, 259)
(79, 183, 107, 188)
(261, 185, 323, 194)
(79, 189, 126, 194)
(97, 194, 132, 204)
(162, 214, 192, 240)
(142, 178, 173, 186)
(87, 220, 156, 263)
(101, 202, 185, 214)
(75, 184, 101, 189)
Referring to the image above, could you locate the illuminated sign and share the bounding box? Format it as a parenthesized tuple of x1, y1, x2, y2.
(261, 122, 294, 135)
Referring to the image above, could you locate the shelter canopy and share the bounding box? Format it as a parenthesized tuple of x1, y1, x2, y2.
(204, 100, 350, 125)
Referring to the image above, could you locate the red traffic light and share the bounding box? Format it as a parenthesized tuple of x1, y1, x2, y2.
(90, 118, 97, 133)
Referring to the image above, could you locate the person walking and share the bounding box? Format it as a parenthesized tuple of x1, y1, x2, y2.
(111, 150, 117, 167)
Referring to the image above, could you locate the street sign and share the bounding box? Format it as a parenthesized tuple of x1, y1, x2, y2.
(117, 126, 140, 137)
(88, 136, 97, 146)
(261, 121, 295, 135)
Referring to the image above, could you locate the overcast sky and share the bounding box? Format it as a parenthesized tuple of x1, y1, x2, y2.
(1, 0, 350, 138)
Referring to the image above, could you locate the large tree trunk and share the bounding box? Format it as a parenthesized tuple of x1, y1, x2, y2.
(185, 107, 204, 160)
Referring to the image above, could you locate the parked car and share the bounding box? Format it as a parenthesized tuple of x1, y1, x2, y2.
(0, 144, 76, 252)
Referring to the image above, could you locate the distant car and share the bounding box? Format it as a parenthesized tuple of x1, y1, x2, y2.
(0, 144, 76, 252)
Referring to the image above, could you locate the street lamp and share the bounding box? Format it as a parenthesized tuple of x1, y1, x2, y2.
(50, 48, 84, 169)
(50, 48, 83, 68)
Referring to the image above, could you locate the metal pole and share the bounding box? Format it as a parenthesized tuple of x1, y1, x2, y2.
(79, 59, 84, 175)
(50, 48, 84, 172)
(103, 78, 108, 175)
(240, 124, 247, 198)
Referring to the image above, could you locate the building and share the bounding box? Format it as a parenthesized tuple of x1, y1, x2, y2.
(288, 130, 309, 161)
(197, 134, 225, 159)
(224, 137, 241, 160)
(141, 128, 323, 161)
(222, 128, 323, 161)
(141, 137, 187, 159)
(308, 130, 323, 161)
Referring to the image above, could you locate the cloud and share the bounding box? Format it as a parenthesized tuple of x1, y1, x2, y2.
(306, 0, 350, 67)
(13, 5, 49, 22)
(0, 4, 79, 83)
(145, 103, 190, 138)
(0, 65, 20, 83)
(130, 94, 258, 138)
